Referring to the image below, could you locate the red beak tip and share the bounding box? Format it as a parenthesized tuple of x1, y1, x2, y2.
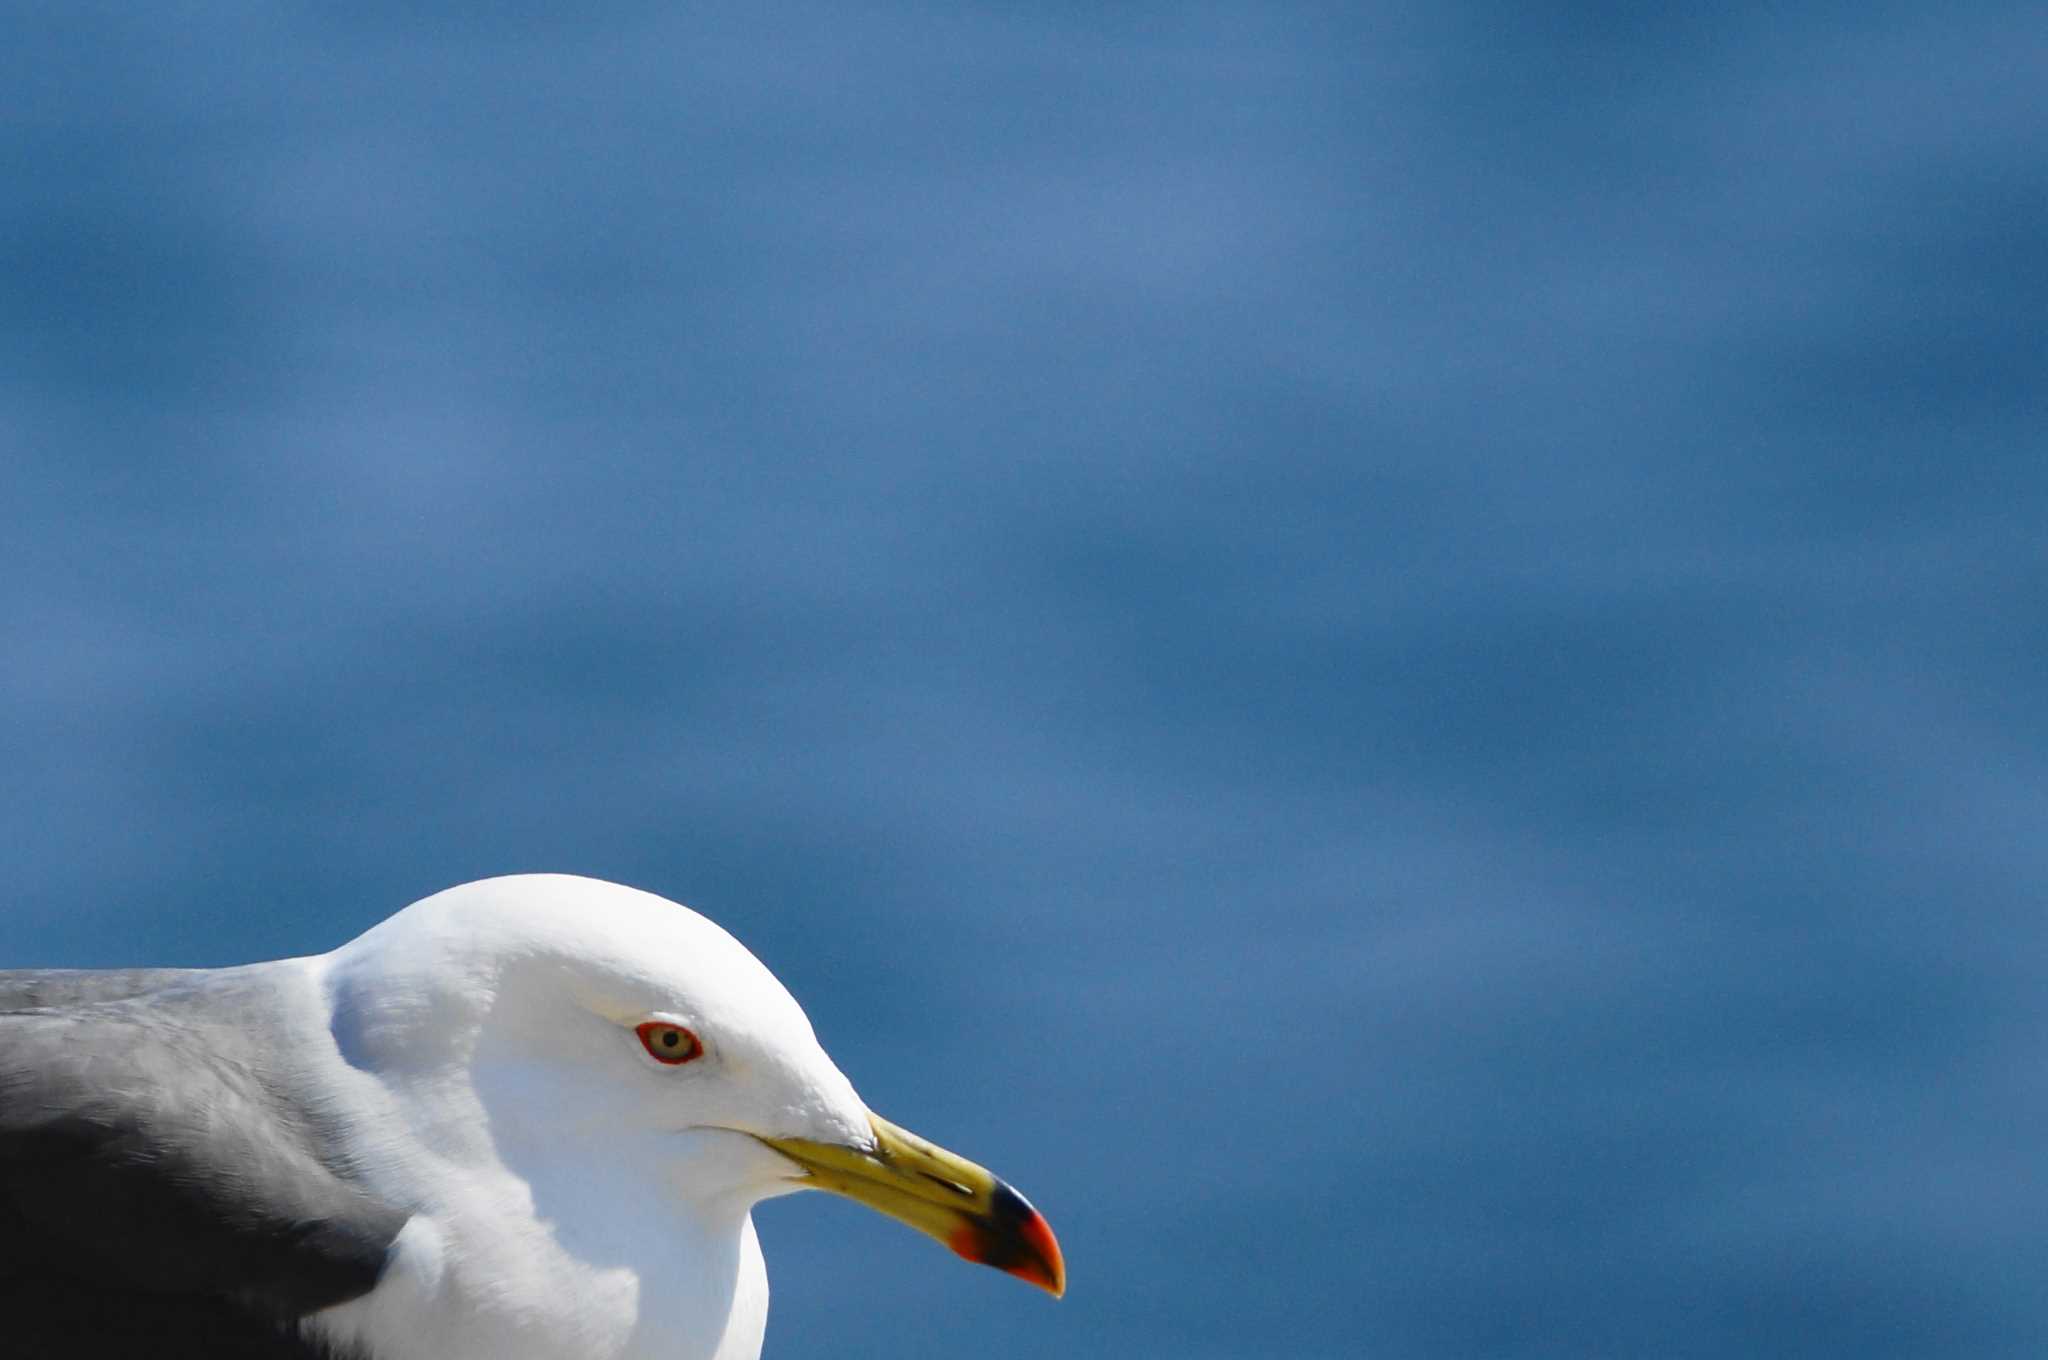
(1015, 1209, 1066, 1298)
(948, 1208, 1067, 1298)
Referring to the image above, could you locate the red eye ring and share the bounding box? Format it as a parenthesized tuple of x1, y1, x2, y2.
(635, 1021, 703, 1065)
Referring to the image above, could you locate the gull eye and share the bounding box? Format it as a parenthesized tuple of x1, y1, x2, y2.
(635, 1021, 703, 1066)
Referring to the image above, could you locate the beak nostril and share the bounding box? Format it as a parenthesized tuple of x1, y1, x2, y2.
(917, 1170, 975, 1198)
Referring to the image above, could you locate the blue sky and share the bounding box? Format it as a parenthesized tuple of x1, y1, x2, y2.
(4, 5, 2045, 1357)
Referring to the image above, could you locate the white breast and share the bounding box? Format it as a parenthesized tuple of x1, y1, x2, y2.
(305, 1176, 770, 1360)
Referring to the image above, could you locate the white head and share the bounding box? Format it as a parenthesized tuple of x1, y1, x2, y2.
(319, 874, 1061, 1336)
(327, 875, 869, 1208)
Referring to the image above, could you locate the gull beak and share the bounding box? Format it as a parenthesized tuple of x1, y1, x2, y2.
(758, 1112, 1066, 1297)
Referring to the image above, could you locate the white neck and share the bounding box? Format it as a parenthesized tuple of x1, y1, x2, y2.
(300, 957, 780, 1360)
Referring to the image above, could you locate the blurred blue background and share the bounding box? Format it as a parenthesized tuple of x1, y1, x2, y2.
(4, 4, 2044, 1357)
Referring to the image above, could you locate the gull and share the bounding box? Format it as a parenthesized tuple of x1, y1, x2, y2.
(0, 874, 1063, 1360)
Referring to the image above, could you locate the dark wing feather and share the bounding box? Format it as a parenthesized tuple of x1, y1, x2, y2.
(0, 968, 408, 1359)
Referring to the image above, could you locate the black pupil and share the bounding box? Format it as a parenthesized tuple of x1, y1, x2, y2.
(661, 1031, 679, 1047)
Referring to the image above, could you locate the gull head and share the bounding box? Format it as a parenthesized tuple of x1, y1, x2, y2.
(322, 873, 1064, 1298)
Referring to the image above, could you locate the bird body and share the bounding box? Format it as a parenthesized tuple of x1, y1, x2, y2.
(0, 961, 402, 1358)
(0, 876, 1061, 1359)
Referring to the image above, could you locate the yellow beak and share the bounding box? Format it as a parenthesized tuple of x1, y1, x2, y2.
(757, 1112, 1066, 1297)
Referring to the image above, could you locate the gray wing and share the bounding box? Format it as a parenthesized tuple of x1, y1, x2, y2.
(0, 967, 409, 1359)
